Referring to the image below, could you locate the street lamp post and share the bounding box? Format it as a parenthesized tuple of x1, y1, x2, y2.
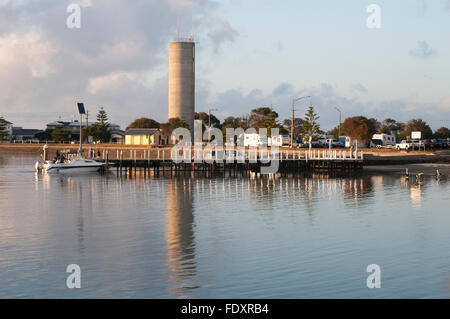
(334, 106, 342, 137)
(291, 96, 311, 148)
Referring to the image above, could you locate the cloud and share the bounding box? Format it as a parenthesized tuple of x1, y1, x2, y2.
(445, 0, 450, 10)
(438, 96, 450, 111)
(352, 84, 368, 95)
(0, 0, 237, 128)
(199, 82, 450, 131)
(409, 40, 436, 59)
(272, 83, 294, 97)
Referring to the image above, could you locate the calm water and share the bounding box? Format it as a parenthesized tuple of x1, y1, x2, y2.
(1, 155, 450, 298)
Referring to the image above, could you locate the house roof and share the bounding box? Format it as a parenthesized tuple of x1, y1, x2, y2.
(47, 121, 120, 128)
(0, 119, 12, 125)
(125, 128, 159, 136)
(12, 128, 43, 136)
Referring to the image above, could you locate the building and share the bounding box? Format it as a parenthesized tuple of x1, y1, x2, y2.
(125, 128, 161, 146)
(168, 39, 195, 134)
(12, 127, 43, 141)
(0, 118, 13, 140)
(110, 130, 125, 144)
(46, 120, 121, 140)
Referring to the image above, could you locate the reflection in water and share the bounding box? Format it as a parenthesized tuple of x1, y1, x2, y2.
(4, 154, 450, 298)
(410, 185, 422, 208)
(165, 178, 198, 296)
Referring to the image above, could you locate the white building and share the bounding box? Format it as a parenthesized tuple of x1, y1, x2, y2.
(0, 118, 13, 140)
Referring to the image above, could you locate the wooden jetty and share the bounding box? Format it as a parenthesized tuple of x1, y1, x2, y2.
(83, 148, 364, 176)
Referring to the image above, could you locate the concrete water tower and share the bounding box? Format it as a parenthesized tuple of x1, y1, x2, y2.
(168, 38, 195, 133)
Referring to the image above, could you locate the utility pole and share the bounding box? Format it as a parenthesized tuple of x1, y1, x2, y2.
(291, 99, 294, 148)
(86, 109, 89, 128)
(290, 96, 311, 148)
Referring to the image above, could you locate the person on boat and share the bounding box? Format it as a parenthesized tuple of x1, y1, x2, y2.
(53, 150, 61, 163)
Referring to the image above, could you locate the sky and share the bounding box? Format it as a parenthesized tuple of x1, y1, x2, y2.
(0, 0, 449, 131)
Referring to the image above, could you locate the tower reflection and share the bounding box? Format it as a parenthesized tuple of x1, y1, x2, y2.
(165, 177, 198, 296)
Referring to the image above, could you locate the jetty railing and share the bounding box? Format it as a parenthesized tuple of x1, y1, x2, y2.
(84, 148, 364, 162)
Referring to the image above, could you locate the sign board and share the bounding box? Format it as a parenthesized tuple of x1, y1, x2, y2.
(77, 103, 86, 115)
(411, 131, 421, 140)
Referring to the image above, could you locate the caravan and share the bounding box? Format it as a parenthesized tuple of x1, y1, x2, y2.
(371, 134, 396, 148)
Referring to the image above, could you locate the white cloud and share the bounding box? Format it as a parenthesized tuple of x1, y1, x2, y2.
(409, 40, 436, 59)
(438, 96, 450, 111)
(0, 0, 237, 128)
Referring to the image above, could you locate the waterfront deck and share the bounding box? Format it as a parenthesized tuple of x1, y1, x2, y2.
(86, 149, 364, 175)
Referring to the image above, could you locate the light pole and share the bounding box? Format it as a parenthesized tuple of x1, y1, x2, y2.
(291, 96, 311, 148)
(334, 106, 342, 137)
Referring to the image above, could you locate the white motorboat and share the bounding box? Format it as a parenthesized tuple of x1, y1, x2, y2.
(38, 156, 105, 174)
(35, 103, 105, 175)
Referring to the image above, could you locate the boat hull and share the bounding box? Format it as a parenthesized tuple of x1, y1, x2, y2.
(45, 165, 103, 174)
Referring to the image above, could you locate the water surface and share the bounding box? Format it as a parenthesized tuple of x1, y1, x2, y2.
(1, 155, 450, 298)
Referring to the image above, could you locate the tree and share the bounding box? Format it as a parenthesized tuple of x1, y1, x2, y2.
(0, 117, 8, 141)
(96, 107, 109, 126)
(398, 118, 433, 140)
(36, 129, 53, 141)
(282, 118, 303, 137)
(340, 116, 376, 144)
(327, 126, 340, 138)
(221, 116, 250, 139)
(434, 127, 450, 139)
(368, 118, 381, 133)
(247, 107, 284, 136)
(82, 124, 111, 143)
(126, 117, 161, 131)
(303, 106, 320, 140)
(160, 117, 190, 139)
(248, 107, 280, 129)
(51, 129, 70, 142)
(379, 118, 403, 136)
(195, 112, 221, 128)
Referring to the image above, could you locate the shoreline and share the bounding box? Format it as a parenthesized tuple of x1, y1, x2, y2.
(2, 144, 450, 172)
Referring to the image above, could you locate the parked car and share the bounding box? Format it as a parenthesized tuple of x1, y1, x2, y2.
(328, 138, 345, 148)
(435, 139, 449, 149)
(422, 139, 437, 149)
(396, 140, 414, 150)
(307, 141, 321, 148)
(412, 140, 425, 149)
